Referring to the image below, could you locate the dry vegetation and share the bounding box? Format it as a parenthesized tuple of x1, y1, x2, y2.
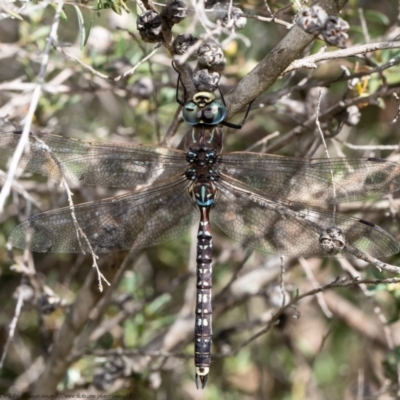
(2, 0, 400, 399)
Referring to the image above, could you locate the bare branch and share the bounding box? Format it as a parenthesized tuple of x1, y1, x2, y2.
(0, 0, 64, 213)
(284, 41, 400, 75)
(224, 0, 349, 118)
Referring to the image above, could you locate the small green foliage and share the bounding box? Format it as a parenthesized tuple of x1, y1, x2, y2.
(2, 6, 23, 20)
(49, 2, 68, 21)
(364, 9, 390, 27)
(96, 0, 130, 15)
(73, 5, 86, 49)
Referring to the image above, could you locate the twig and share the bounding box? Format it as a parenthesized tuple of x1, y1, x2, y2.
(54, 45, 109, 79)
(266, 85, 400, 153)
(224, 0, 348, 118)
(57, 26, 161, 84)
(0, 170, 41, 209)
(31, 248, 134, 395)
(340, 258, 400, 393)
(279, 256, 287, 307)
(62, 178, 110, 292)
(0, 284, 25, 368)
(390, 93, 400, 125)
(335, 138, 400, 151)
(263, 54, 400, 109)
(246, 13, 293, 29)
(358, 8, 371, 44)
(25, 132, 110, 292)
(344, 243, 400, 275)
(263, 0, 273, 17)
(225, 276, 400, 358)
(315, 89, 337, 219)
(91, 348, 193, 359)
(0, 0, 64, 213)
(299, 258, 333, 318)
(161, 104, 183, 147)
(114, 45, 161, 82)
(284, 41, 400, 75)
(73, 248, 143, 355)
(89, 275, 400, 364)
(214, 250, 253, 303)
(245, 131, 280, 152)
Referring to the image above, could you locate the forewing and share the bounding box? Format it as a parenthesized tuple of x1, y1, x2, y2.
(212, 180, 399, 258)
(0, 131, 187, 188)
(219, 153, 400, 204)
(8, 178, 198, 254)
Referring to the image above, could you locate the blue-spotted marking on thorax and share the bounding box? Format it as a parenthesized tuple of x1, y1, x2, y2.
(194, 184, 215, 207)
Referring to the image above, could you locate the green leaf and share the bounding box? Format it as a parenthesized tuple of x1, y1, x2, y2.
(110, 1, 122, 15)
(73, 5, 86, 49)
(146, 293, 171, 315)
(364, 9, 390, 26)
(384, 65, 400, 85)
(84, 12, 94, 47)
(119, 0, 131, 13)
(2, 6, 23, 20)
(50, 3, 67, 20)
(95, 0, 130, 14)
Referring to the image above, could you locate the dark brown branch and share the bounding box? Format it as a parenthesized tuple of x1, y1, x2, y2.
(31, 251, 139, 395)
(224, 0, 349, 119)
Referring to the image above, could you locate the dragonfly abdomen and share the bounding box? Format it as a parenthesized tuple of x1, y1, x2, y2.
(195, 206, 213, 389)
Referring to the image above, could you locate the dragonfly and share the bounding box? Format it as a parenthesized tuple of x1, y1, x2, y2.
(1, 90, 400, 388)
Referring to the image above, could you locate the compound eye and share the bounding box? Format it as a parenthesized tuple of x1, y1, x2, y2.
(182, 97, 227, 126)
(182, 101, 201, 125)
(201, 100, 226, 125)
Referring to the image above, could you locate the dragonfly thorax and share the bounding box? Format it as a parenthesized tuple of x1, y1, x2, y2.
(185, 146, 220, 183)
(185, 126, 223, 155)
(186, 148, 218, 165)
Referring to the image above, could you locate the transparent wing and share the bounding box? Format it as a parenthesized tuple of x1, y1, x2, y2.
(0, 131, 188, 188)
(212, 180, 399, 258)
(219, 152, 400, 204)
(9, 177, 198, 254)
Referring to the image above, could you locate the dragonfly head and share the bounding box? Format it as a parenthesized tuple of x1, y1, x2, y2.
(183, 92, 226, 126)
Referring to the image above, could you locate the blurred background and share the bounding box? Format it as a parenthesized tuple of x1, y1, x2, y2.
(1, 0, 400, 398)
